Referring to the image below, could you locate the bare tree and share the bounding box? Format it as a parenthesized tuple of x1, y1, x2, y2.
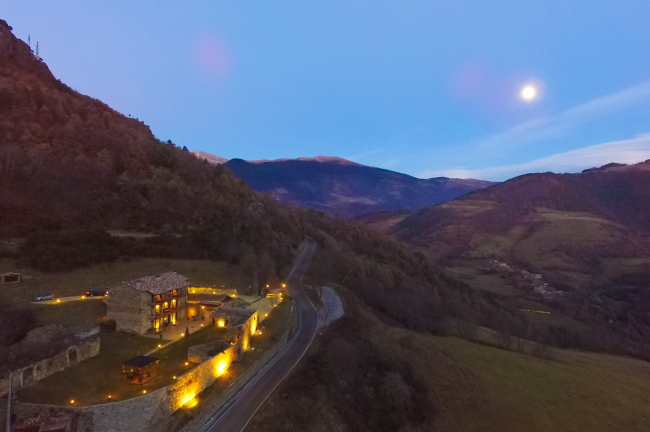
(514, 319, 529, 353)
(494, 315, 515, 350)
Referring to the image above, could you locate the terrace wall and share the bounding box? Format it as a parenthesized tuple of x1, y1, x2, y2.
(0, 338, 100, 398)
(5, 312, 260, 432)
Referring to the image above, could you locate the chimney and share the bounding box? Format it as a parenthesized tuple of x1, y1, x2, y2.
(156, 275, 162, 281)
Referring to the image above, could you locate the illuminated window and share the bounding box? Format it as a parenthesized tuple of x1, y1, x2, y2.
(172, 299, 177, 308)
(172, 289, 179, 296)
(156, 295, 162, 302)
(164, 301, 169, 310)
(155, 304, 161, 314)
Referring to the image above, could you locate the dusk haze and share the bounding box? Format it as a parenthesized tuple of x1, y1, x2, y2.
(2, 3, 650, 432)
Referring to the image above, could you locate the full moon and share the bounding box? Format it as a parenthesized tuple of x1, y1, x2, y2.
(520, 85, 537, 101)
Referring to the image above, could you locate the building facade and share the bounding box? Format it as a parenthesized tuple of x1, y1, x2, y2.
(106, 272, 189, 335)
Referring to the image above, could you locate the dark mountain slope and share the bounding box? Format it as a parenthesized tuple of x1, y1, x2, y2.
(0, 19, 465, 331)
(221, 157, 494, 217)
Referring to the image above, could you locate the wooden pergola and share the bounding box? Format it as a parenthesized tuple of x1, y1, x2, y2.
(122, 355, 159, 385)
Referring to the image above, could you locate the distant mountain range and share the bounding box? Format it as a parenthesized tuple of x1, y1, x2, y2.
(392, 160, 650, 293)
(192, 151, 495, 217)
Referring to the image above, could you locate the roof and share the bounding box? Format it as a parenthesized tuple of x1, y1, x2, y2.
(123, 272, 189, 295)
(13, 415, 42, 429)
(123, 355, 159, 368)
(39, 416, 72, 432)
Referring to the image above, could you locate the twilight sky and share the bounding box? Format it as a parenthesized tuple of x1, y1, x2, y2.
(4, 1, 650, 180)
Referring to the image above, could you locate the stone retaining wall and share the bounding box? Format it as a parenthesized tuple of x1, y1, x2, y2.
(177, 302, 299, 432)
(4, 312, 259, 432)
(0, 337, 100, 398)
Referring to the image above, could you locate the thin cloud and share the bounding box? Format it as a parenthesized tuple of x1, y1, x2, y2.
(479, 80, 650, 149)
(422, 134, 650, 181)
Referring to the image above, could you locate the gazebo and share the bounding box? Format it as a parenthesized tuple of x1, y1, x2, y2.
(122, 355, 159, 385)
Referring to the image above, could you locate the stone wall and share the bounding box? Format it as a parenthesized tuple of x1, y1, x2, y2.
(4, 302, 298, 432)
(177, 302, 298, 432)
(188, 341, 229, 364)
(189, 287, 238, 296)
(106, 285, 152, 334)
(0, 337, 100, 398)
(6, 312, 259, 432)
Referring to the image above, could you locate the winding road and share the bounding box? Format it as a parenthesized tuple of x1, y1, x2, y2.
(199, 239, 319, 432)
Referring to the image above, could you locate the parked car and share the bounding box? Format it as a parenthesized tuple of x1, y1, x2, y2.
(34, 293, 55, 301)
(85, 289, 107, 297)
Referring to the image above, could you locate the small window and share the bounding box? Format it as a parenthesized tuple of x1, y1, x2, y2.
(69, 350, 77, 362)
(156, 295, 163, 302)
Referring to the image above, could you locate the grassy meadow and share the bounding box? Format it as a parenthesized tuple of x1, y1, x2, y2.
(247, 293, 650, 432)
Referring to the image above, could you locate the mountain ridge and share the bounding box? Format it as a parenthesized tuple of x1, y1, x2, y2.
(192, 150, 495, 217)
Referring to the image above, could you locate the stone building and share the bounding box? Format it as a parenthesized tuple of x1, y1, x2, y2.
(106, 272, 189, 335)
(0, 326, 100, 397)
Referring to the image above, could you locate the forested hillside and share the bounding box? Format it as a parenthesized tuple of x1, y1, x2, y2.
(0, 18, 458, 323)
(221, 156, 494, 217)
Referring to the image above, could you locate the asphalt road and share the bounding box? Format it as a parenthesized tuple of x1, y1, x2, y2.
(200, 239, 319, 432)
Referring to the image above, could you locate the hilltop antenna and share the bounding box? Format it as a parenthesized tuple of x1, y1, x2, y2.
(28, 34, 31, 52)
(36, 41, 40, 59)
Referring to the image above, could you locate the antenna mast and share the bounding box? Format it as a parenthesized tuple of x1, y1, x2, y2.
(36, 41, 40, 59)
(28, 34, 31, 52)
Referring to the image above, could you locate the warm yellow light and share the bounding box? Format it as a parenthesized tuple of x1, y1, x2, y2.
(282, 283, 286, 288)
(180, 392, 198, 407)
(266, 284, 269, 288)
(158, 344, 162, 348)
(57, 299, 61, 303)
(143, 390, 147, 394)
(108, 395, 112, 399)
(201, 306, 205, 309)
(185, 362, 189, 366)
(218, 320, 225, 327)
(184, 397, 199, 408)
(264, 313, 268, 317)
(200, 323, 204, 327)
(181, 333, 185, 337)
(70, 399, 75, 404)
(81, 296, 85, 299)
(520, 85, 537, 101)
(173, 376, 177, 379)
(216, 360, 228, 376)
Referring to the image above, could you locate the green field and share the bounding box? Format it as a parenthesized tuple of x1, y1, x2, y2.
(247, 296, 650, 432)
(416, 334, 650, 431)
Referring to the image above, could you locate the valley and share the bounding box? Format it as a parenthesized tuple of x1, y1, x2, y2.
(1, 10, 650, 432)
